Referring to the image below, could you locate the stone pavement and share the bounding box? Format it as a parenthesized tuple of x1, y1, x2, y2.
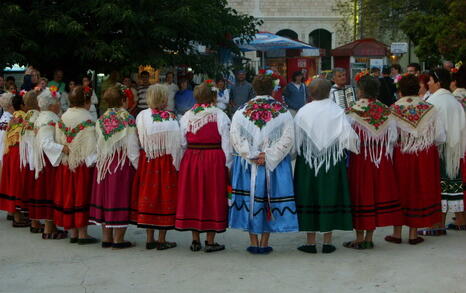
(0, 211, 465, 293)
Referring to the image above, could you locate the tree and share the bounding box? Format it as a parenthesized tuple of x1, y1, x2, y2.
(333, 0, 465, 66)
(0, 0, 261, 78)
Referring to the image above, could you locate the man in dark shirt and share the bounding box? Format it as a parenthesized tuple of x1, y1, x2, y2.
(378, 67, 397, 106)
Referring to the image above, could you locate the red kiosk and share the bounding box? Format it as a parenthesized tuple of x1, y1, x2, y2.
(332, 38, 389, 84)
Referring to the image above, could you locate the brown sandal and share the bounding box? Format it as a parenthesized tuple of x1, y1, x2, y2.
(12, 219, 31, 228)
(384, 235, 402, 244)
(408, 237, 424, 245)
(42, 230, 68, 240)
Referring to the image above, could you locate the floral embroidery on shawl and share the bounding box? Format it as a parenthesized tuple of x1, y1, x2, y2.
(98, 109, 135, 141)
(347, 100, 391, 130)
(241, 97, 287, 129)
(192, 103, 215, 114)
(151, 109, 177, 122)
(390, 98, 433, 128)
(58, 119, 95, 143)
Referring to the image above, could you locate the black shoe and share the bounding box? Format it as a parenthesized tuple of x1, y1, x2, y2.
(102, 242, 113, 248)
(6, 214, 13, 221)
(70, 237, 78, 244)
(322, 244, 336, 254)
(298, 244, 317, 254)
(146, 241, 158, 250)
(78, 237, 99, 245)
(156, 241, 177, 250)
(112, 241, 134, 249)
(204, 241, 225, 253)
(190, 240, 202, 252)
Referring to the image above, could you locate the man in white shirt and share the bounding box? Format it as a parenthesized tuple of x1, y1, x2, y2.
(329, 67, 356, 108)
(164, 72, 179, 112)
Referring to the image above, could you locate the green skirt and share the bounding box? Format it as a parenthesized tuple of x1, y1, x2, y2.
(294, 155, 353, 232)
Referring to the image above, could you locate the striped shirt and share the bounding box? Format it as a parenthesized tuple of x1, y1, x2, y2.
(137, 85, 149, 109)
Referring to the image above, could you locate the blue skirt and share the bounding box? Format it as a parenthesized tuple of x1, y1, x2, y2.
(229, 155, 298, 234)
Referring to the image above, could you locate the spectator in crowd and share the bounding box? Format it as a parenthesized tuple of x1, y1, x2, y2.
(100, 71, 120, 113)
(216, 77, 230, 112)
(122, 76, 138, 114)
(418, 73, 431, 100)
(5, 76, 16, 89)
(82, 75, 99, 120)
(135, 71, 151, 116)
(21, 66, 40, 91)
(443, 61, 454, 71)
(378, 66, 397, 106)
(186, 71, 197, 90)
(60, 80, 75, 113)
(0, 76, 5, 94)
(48, 69, 66, 93)
(38, 77, 48, 90)
(371, 67, 381, 78)
(390, 64, 402, 81)
(407, 63, 421, 76)
(174, 78, 195, 116)
(7, 83, 17, 94)
(164, 72, 179, 112)
(230, 70, 255, 112)
(283, 70, 309, 116)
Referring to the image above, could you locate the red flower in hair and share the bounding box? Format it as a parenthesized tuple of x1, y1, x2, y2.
(259, 69, 266, 74)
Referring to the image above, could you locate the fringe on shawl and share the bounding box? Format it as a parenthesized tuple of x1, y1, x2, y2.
(140, 130, 182, 169)
(95, 125, 132, 183)
(439, 143, 464, 179)
(57, 127, 96, 171)
(296, 126, 359, 176)
(397, 115, 437, 154)
(187, 112, 217, 134)
(353, 123, 394, 168)
(34, 125, 52, 178)
(19, 131, 34, 170)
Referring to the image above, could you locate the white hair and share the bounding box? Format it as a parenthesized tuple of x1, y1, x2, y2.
(37, 88, 61, 111)
(0, 92, 14, 109)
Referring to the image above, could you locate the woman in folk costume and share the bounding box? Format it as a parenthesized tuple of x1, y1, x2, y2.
(176, 80, 232, 253)
(0, 93, 15, 221)
(385, 74, 445, 245)
(54, 86, 98, 244)
(131, 84, 181, 250)
(229, 72, 298, 255)
(419, 68, 466, 234)
(294, 78, 358, 254)
(33, 88, 69, 239)
(449, 64, 466, 230)
(0, 93, 31, 227)
(344, 75, 402, 249)
(90, 86, 139, 249)
(19, 90, 44, 233)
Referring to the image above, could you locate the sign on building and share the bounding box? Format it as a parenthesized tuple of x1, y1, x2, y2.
(390, 42, 408, 54)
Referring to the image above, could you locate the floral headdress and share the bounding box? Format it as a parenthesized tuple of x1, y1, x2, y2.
(118, 84, 134, 101)
(258, 69, 280, 88)
(204, 79, 218, 93)
(19, 90, 28, 97)
(355, 69, 370, 83)
(49, 86, 59, 98)
(83, 86, 92, 99)
(451, 61, 463, 73)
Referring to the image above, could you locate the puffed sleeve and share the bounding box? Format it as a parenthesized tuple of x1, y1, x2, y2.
(230, 111, 251, 160)
(126, 128, 140, 169)
(264, 117, 294, 172)
(434, 109, 447, 145)
(216, 111, 232, 169)
(179, 113, 188, 150)
(38, 126, 64, 166)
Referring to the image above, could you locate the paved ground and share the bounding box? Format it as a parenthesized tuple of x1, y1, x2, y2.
(0, 211, 465, 293)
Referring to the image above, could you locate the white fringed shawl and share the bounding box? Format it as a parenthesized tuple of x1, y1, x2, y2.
(95, 108, 139, 182)
(428, 89, 466, 178)
(295, 99, 359, 175)
(19, 110, 40, 170)
(0, 111, 13, 163)
(137, 108, 182, 170)
(346, 99, 397, 167)
(56, 107, 96, 171)
(34, 111, 61, 178)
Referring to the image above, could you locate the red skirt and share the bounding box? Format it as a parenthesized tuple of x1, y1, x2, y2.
(131, 152, 177, 229)
(349, 152, 403, 230)
(28, 158, 56, 220)
(394, 146, 441, 228)
(175, 146, 229, 232)
(0, 145, 27, 213)
(54, 164, 93, 229)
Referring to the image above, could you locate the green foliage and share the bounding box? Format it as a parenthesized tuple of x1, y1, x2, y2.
(0, 0, 261, 78)
(333, 0, 465, 65)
